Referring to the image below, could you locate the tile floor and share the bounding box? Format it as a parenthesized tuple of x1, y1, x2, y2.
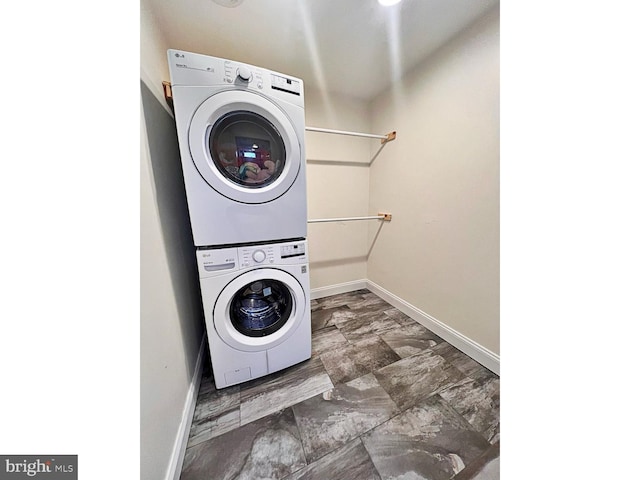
(180, 289, 500, 480)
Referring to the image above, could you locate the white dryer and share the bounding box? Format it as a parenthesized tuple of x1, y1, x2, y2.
(197, 239, 311, 389)
(168, 50, 307, 247)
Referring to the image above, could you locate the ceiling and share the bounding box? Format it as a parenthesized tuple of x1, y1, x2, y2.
(144, 0, 499, 101)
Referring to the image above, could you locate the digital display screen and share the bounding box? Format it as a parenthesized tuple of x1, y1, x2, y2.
(243, 151, 256, 159)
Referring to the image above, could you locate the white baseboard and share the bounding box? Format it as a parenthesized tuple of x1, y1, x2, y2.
(365, 280, 499, 375)
(310, 279, 368, 300)
(311, 279, 499, 375)
(167, 335, 206, 480)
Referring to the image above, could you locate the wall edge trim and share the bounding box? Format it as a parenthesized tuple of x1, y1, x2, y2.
(167, 336, 206, 480)
(366, 280, 499, 375)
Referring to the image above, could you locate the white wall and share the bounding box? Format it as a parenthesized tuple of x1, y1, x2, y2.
(304, 89, 372, 290)
(140, 3, 205, 479)
(367, 6, 500, 354)
(141, 0, 171, 100)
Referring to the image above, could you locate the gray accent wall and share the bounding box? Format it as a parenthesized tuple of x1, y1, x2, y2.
(140, 80, 204, 480)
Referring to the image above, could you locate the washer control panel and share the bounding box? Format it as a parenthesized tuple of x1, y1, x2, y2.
(238, 241, 307, 267)
(252, 249, 266, 263)
(197, 248, 239, 277)
(280, 242, 305, 259)
(196, 240, 308, 277)
(239, 245, 276, 267)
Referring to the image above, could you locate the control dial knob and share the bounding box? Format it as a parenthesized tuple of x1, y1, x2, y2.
(237, 66, 252, 81)
(252, 249, 266, 263)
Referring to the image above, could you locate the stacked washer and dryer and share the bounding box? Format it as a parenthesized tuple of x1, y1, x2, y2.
(167, 50, 311, 389)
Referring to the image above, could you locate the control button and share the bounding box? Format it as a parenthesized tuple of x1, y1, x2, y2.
(237, 66, 252, 81)
(252, 250, 266, 263)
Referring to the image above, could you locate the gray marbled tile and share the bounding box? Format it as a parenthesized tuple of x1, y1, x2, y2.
(362, 395, 491, 480)
(346, 292, 392, 311)
(187, 407, 240, 448)
(347, 297, 391, 315)
(310, 299, 320, 312)
(373, 347, 467, 411)
(351, 288, 371, 295)
(284, 438, 380, 480)
(197, 369, 215, 394)
(379, 322, 444, 358)
(320, 336, 401, 385)
(187, 381, 241, 447)
(240, 356, 333, 426)
(193, 383, 240, 422)
(382, 307, 417, 326)
(311, 325, 349, 356)
(292, 373, 399, 463)
(311, 305, 350, 332)
(334, 311, 401, 343)
(431, 342, 488, 378)
(453, 441, 500, 480)
(439, 370, 500, 444)
(326, 308, 359, 327)
(181, 408, 306, 480)
(315, 291, 366, 309)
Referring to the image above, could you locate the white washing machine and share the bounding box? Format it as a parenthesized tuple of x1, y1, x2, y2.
(168, 49, 307, 247)
(197, 239, 311, 389)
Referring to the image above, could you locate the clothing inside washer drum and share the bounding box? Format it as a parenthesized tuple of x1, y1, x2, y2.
(230, 280, 293, 337)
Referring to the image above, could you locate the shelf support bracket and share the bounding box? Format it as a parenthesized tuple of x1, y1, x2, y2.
(162, 81, 174, 112)
(382, 131, 397, 144)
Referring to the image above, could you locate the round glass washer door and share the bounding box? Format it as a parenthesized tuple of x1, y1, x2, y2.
(213, 268, 306, 352)
(229, 278, 292, 337)
(188, 90, 301, 204)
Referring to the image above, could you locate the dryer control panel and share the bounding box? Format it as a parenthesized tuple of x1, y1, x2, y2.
(167, 50, 304, 106)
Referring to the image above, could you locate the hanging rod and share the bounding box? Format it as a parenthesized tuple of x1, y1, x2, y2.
(306, 126, 397, 144)
(308, 213, 392, 223)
